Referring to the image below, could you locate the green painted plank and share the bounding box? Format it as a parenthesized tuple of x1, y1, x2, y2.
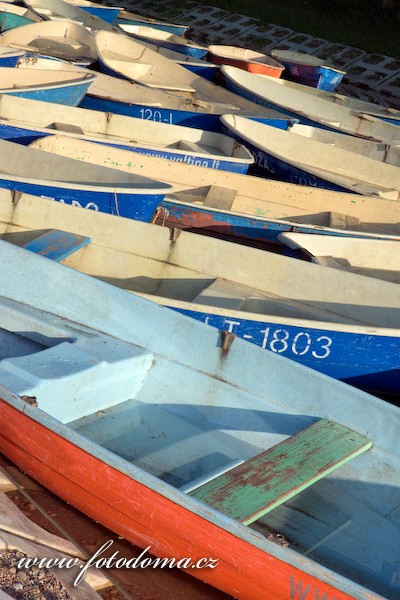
(189, 419, 372, 525)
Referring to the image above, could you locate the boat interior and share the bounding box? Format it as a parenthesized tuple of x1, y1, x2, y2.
(0, 270, 398, 599)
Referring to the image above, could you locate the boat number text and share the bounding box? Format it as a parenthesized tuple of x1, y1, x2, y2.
(42, 196, 99, 211)
(139, 108, 173, 125)
(222, 319, 333, 359)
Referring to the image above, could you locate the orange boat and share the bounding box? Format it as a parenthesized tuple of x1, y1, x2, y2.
(208, 44, 284, 76)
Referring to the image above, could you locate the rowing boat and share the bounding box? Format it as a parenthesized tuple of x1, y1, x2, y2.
(31, 134, 400, 245)
(220, 115, 400, 196)
(0, 228, 397, 600)
(0, 137, 172, 220)
(0, 1, 40, 31)
(208, 45, 284, 77)
(0, 19, 97, 63)
(221, 65, 400, 141)
(0, 94, 255, 173)
(270, 49, 346, 91)
(0, 65, 95, 105)
(24, 0, 116, 31)
(2, 189, 399, 397)
(119, 23, 208, 59)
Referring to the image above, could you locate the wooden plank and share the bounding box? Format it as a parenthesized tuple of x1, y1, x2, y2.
(0, 492, 83, 557)
(203, 185, 237, 211)
(24, 229, 91, 262)
(190, 419, 372, 525)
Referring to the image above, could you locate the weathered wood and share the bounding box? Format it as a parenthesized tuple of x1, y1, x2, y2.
(190, 419, 372, 525)
(0, 492, 83, 557)
(203, 185, 237, 211)
(24, 229, 91, 262)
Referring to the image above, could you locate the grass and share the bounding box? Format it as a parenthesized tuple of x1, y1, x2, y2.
(160, 0, 400, 58)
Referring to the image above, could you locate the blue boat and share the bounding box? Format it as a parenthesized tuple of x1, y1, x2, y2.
(270, 49, 346, 91)
(220, 115, 400, 196)
(31, 134, 400, 250)
(116, 10, 189, 36)
(67, 0, 121, 23)
(0, 47, 25, 67)
(0, 230, 397, 600)
(119, 23, 208, 59)
(17, 54, 292, 133)
(0, 94, 256, 174)
(0, 66, 96, 105)
(2, 189, 398, 400)
(221, 65, 400, 141)
(0, 138, 172, 221)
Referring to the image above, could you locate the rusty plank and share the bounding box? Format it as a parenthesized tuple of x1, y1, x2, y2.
(190, 419, 372, 525)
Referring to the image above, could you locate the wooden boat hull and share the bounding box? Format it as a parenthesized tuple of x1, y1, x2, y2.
(0, 237, 395, 600)
(208, 45, 284, 77)
(0, 398, 362, 600)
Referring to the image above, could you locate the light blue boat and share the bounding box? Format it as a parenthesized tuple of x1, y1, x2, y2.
(2, 189, 398, 399)
(0, 224, 398, 600)
(0, 138, 172, 221)
(0, 3, 38, 32)
(0, 66, 96, 105)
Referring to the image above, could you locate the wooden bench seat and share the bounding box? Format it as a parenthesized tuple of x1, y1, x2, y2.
(189, 419, 372, 525)
(24, 229, 91, 262)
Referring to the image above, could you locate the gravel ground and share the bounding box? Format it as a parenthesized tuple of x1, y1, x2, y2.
(0, 550, 72, 600)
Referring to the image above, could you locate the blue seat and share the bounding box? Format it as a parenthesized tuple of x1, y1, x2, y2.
(24, 229, 91, 262)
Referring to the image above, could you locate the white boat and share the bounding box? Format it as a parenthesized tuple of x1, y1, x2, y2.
(1, 188, 399, 399)
(278, 233, 400, 283)
(0, 94, 254, 173)
(220, 114, 400, 197)
(221, 65, 400, 142)
(116, 9, 189, 36)
(24, 0, 116, 31)
(253, 74, 400, 125)
(30, 134, 400, 241)
(93, 30, 294, 122)
(0, 19, 97, 62)
(119, 23, 208, 59)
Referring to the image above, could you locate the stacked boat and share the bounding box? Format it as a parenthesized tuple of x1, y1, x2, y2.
(0, 3, 397, 600)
